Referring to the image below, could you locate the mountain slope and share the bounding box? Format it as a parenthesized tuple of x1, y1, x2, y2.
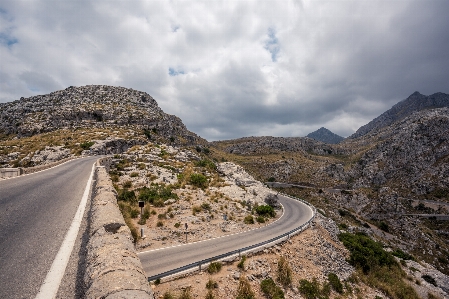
(349, 91, 449, 139)
(0, 85, 205, 145)
(306, 127, 344, 144)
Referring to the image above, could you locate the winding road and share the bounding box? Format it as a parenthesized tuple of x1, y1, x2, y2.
(138, 194, 314, 279)
(0, 156, 98, 299)
(0, 156, 315, 297)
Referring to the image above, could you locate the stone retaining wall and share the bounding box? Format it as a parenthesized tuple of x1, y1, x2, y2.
(84, 158, 153, 299)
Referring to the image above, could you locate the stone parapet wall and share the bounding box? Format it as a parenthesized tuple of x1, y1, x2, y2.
(84, 160, 153, 299)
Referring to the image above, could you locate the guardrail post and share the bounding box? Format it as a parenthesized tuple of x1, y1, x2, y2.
(199, 263, 201, 272)
(238, 250, 241, 257)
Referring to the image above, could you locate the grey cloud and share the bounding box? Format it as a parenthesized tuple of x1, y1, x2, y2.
(1, 0, 448, 141)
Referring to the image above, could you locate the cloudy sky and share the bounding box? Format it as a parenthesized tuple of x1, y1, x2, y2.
(1, 0, 448, 141)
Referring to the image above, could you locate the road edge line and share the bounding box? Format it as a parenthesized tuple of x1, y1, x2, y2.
(35, 162, 95, 299)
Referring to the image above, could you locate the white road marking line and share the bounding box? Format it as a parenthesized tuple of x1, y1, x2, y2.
(35, 162, 95, 299)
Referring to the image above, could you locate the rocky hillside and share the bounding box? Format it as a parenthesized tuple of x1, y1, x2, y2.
(307, 127, 344, 144)
(210, 105, 449, 281)
(211, 136, 349, 156)
(349, 91, 449, 139)
(0, 85, 205, 145)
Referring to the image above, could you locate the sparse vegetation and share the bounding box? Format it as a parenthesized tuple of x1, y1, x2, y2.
(327, 273, 343, 294)
(276, 256, 292, 287)
(207, 261, 222, 274)
(236, 276, 255, 299)
(255, 205, 276, 217)
(260, 277, 284, 299)
(237, 255, 247, 270)
(339, 232, 419, 299)
(243, 215, 254, 224)
(190, 173, 208, 188)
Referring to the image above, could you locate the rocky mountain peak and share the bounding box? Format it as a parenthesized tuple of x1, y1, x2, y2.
(0, 85, 205, 145)
(306, 127, 344, 144)
(349, 91, 449, 139)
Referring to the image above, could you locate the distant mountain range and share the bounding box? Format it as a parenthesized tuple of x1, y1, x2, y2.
(306, 127, 344, 144)
(349, 91, 449, 138)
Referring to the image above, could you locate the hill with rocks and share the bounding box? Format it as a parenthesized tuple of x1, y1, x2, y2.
(209, 102, 449, 284)
(349, 91, 449, 139)
(306, 127, 344, 144)
(0, 85, 205, 145)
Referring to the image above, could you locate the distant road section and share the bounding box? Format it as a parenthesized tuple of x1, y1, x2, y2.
(0, 156, 99, 299)
(138, 194, 314, 278)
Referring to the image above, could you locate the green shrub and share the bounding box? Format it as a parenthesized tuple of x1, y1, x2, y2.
(205, 290, 214, 299)
(338, 232, 396, 273)
(339, 232, 419, 299)
(392, 249, 415, 261)
(156, 221, 164, 227)
(174, 222, 181, 228)
(207, 261, 222, 274)
(80, 141, 94, 150)
(255, 205, 276, 217)
(327, 273, 343, 294)
(195, 159, 217, 170)
(237, 255, 247, 270)
(260, 277, 285, 299)
(130, 172, 139, 177)
(298, 278, 321, 299)
(277, 256, 292, 286)
(143, 207, 150, 219)
(138, 185, 178, 205)
(236, 276, 255, 299)
(206, 278, 218, 289)
(178, 288, 192, 299)
(130, 209, 139, 218)
(256, 216, 265, 223)
(244, 215, 254, 224)
(190, 173, 208, 188)
(123, 180, 132, 188)
(267, 177, 276, 182)
(117, 189, 136, 202)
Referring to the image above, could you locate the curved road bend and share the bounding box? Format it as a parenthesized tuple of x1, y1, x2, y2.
(139, 195, 314, 278)
(0, 156, 99, 299)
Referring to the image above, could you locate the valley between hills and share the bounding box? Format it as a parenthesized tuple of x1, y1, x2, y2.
(1, 85, 449, 299)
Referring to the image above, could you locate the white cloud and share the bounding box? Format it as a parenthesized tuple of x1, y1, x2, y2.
(0, 0, 448, 141)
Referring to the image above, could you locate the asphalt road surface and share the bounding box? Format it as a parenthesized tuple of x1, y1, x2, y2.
(138, 194, 314, 278)
(0, 156, 98, 299)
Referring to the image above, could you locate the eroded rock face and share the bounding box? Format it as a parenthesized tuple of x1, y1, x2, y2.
(0, 85, 204, 145)
(87, 137, 147, 156)
(30, 146, 71, 165)
(216, 162, 276, 206)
